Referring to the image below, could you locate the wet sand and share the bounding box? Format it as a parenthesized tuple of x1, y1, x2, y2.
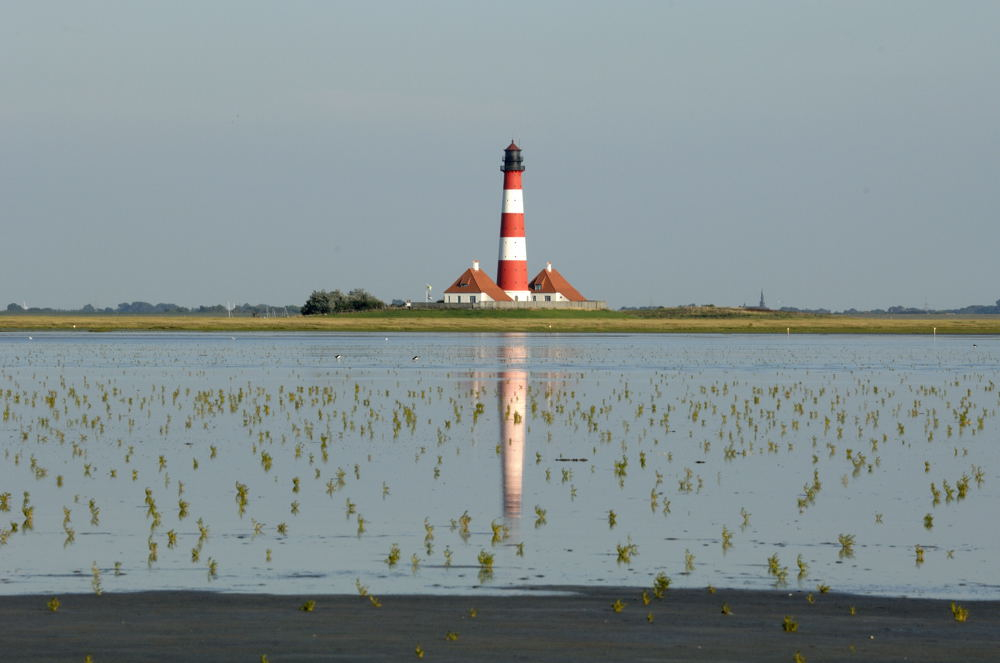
(2, 586, 997, 662)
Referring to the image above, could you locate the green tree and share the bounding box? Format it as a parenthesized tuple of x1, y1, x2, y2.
(302, 289, 384, 315)
(302, 291, 333, 315)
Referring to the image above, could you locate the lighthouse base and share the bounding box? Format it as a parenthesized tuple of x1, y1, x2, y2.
(502, 290, 532, 302)
(411, 300, 608, 311)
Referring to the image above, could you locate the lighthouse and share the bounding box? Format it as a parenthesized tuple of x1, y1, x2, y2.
(497, 141, 531, 301)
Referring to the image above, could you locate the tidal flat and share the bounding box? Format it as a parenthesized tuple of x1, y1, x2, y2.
(1, 332, 998, 657)
(3, 586, 998, 662)
(0, 331, 1000, 661)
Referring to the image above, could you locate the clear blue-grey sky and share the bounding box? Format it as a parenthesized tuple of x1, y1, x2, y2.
(2, 1, 998, 311)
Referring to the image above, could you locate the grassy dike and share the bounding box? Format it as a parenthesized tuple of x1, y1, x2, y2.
(2, 308, 1000, 334)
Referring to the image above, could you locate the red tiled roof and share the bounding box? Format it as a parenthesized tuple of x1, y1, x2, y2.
(444, 267, 513, 301)
(528, 266, 586, 301)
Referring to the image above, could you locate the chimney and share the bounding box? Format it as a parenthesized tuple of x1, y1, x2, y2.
(546, 261, 552, 273)
(472, 259, 480, 271)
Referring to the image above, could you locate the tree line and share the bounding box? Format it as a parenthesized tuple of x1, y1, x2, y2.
(5, 302, 301, 316)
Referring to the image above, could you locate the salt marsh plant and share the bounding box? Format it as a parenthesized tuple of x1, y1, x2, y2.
(386, 544, 401, 567)
(477, 549, 494, 570)
(782, 616, 799, 632)
(611, 599, 625, 613)
(721, 526, 733, 551)
(457, 510, 472, 540)
(235, 482, 249, 516)
(652, 572, 671, 598)
(616, 538, 638, 564)
(46, 597, 60, 612)
(490, 519, 510, 545)
(837, 533, 855, 559)
(533, 505, 547, 527)
(91, 562, 102, 595)
(299, 600, 316, 612)
(951, 602, 968, 622)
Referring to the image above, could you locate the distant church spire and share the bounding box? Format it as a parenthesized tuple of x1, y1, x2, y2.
(759, 290, 766, 309)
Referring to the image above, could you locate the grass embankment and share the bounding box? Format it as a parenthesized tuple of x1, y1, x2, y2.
(3, 308, 1000, 334)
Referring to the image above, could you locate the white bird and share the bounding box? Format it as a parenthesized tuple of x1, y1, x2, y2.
(335, 354, 343, 360)
(27, 336, 32, 340)
(411, 355, 420, 361)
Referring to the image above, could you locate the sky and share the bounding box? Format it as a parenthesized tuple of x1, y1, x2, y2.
(2, 1, 999, 311)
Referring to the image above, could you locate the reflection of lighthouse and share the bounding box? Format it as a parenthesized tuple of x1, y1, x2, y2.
(498, 340, 528, 518)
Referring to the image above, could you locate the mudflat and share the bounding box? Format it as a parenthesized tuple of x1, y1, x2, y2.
(3, 586, 996, 662)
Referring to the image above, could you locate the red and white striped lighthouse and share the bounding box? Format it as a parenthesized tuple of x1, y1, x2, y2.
(497, 141, 531, 301)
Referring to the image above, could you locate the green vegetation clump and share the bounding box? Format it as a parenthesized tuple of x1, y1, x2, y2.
(302, 289, 385, 315)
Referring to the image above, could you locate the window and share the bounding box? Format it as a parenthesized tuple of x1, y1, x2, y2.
(456, 296, 461, 303)
(545, 295, 551, 302)
(533, 283, 542, 290)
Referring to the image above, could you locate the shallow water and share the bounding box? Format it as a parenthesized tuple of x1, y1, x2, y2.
(1, 331, 997, 599)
